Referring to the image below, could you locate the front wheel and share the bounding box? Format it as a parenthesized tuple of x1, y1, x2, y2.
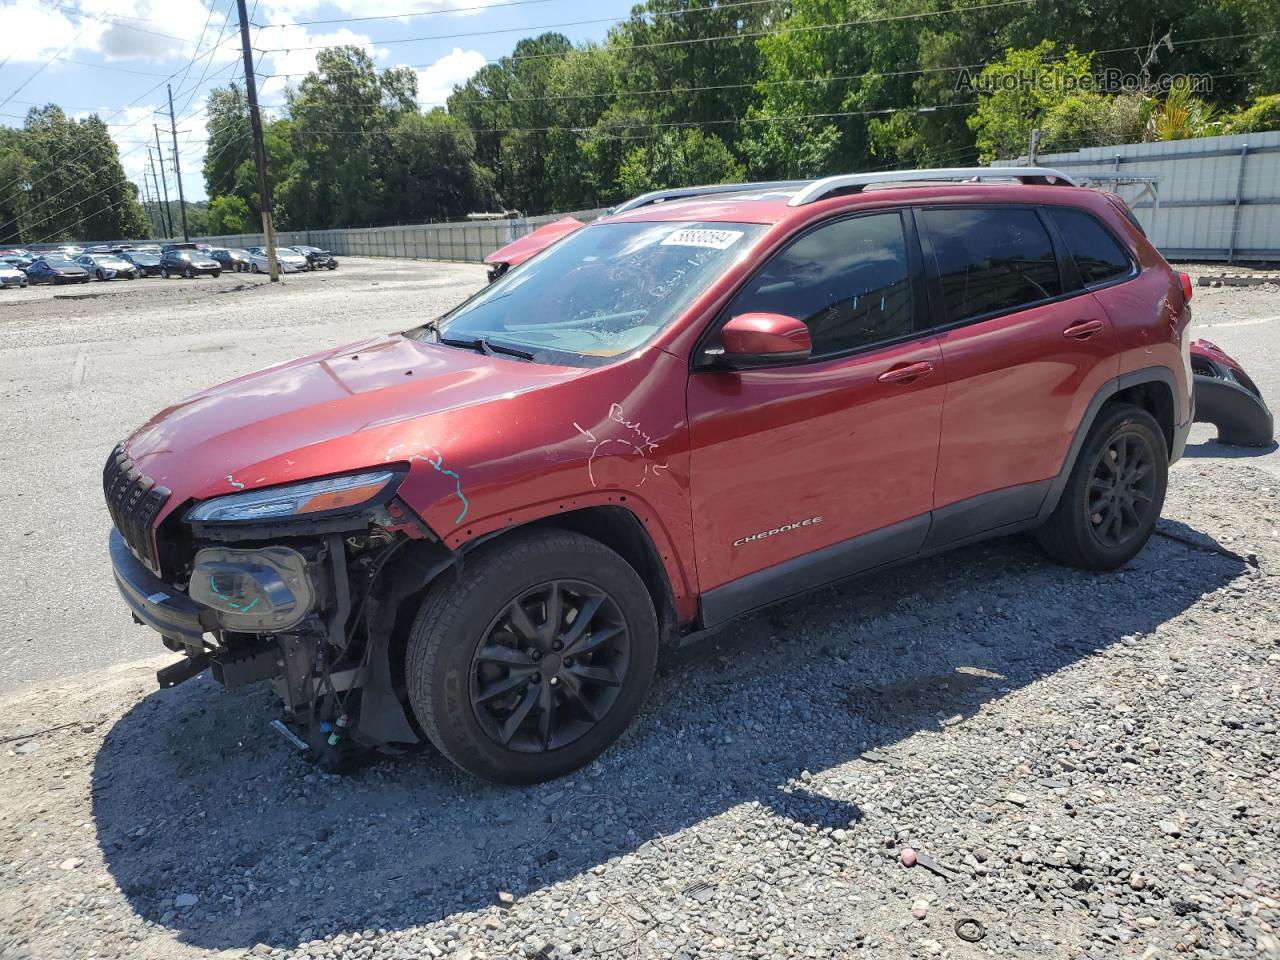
(211, 269, 221, 278)
(1036, 403, 1168, 570)
(405, 530, 658, 784)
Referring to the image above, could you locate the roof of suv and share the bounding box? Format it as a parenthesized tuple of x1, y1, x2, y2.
(602, 168, 1097, 227)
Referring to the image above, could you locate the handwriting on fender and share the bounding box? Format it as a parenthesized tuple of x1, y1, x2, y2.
(574, 403, 669, 488)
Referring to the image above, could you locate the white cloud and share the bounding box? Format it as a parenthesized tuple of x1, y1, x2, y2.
(415, 47, 485, 106)
(257, 19, 389, 98)
(0, 0, 103, 62)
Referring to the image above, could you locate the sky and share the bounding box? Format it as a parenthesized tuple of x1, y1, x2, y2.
(0, 0, 640, 210)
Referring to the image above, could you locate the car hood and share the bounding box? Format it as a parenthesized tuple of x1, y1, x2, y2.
(484, 217, 584, 266)
(124, 333, 586, 512)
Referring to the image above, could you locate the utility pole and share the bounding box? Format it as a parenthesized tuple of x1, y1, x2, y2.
(167, 84, 189, 241)
(152, 128, 174, 239)
(1028, 127, 1041, 165)
(237, 0, 279, 281)
(140, 176, 154, 238)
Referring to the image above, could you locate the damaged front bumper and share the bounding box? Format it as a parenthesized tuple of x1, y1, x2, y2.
(110, 529, 211, 646)
(1191, 339, 1275, 447)
(108, 523, 437, 756)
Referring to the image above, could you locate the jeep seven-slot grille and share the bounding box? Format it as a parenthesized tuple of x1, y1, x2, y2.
(103, 444, 170, 574)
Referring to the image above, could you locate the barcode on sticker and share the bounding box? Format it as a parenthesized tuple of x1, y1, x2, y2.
(660, 228, 744, 250)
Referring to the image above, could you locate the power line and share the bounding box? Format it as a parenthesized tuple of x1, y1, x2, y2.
(258, 0, 1034, 69)
(31, 0, 201, 45)
(262, 0, 779, 36)
(261, 0, 561, 28)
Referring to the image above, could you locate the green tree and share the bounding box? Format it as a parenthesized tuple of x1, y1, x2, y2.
(1227, 93, 1280, 133)
(386, 109, 497, 220)
(285, 46, 417, 227)
(617, 128, 744, 194)
(21, 106, 147, 241)
(966, 41, 1097, 161)
(207, 194, 252, 234)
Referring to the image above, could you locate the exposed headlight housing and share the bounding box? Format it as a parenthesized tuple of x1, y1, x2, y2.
(186, 470, 400, 524)
(188, 545, 316, 631)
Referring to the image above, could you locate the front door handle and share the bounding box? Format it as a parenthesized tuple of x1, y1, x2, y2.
(1063, 319, 1105, 339)
(878, 360, 935, 385)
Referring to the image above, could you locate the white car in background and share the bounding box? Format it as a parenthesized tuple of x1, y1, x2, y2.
(246, 246, 307, 274)
(0, 265, 27, 288)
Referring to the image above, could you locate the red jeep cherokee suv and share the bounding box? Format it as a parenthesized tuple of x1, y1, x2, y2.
(105, 168, 1193, 783)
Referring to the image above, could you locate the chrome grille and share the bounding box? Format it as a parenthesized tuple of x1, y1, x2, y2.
(103, 443, 170, 574)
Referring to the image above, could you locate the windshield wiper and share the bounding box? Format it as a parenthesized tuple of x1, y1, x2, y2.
(438, 335, 534, 361)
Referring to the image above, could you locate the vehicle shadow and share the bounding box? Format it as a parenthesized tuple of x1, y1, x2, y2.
(90, 526, 1246, 952)
(1181, 438, 1278, 459)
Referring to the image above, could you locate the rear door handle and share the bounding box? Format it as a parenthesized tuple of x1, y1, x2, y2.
(878, 361, 935, 384)
(1063, 319, 1105, 339)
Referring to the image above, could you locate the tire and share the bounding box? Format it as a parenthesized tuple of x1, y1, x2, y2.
(161, 268, 170, 279)
(183, 267, 193, 279)
(1036, 403, 1168, 570)
(405, 529, 659, 784)
(251, 262, 260, 274)
(327, 262, 337, 270)
(211, 270, 221, 278)
(96, 270, 105, 281)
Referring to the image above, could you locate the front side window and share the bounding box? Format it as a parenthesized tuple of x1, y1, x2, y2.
(721, 212, 913, 357)
(1049, 207, 1133, 287)
(432, 220, 766, 364)
(922, 207, 1063, 325)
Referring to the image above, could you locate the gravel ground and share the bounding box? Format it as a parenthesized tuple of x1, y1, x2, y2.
(0, 457, 1277, 960)
(0, 258, 1277, 960)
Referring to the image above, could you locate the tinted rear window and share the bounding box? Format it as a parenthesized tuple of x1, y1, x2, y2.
(1050, 207, 1133, 287)
(922, 208, 1062, 325)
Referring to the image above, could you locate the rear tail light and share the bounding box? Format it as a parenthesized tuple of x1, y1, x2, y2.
(1178, 272, 1194, 303)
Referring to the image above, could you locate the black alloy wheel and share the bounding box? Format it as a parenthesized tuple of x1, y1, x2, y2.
(1036, 403, 1168, 570)
(469, 579, 631, 754)
(406, 529, 658, 783)
(1088, 431, 1157, 548)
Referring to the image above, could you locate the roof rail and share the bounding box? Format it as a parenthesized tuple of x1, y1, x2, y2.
(612, 179, 809, 214)
(787, 167, 1078, 207)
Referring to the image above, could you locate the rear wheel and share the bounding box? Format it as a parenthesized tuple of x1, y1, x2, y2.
(251, 262, 260, 273)
(405, 530, 658, 784)
(1036, 403, 1167, 570)
(160, 268, 170, 279)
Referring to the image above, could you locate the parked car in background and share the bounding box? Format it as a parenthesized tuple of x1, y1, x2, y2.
(26, 257, 90, 284)
(290, 245, 339, 270)
(76, 254, 138, 281)
(54, 245, 84, 258)
(1, 255, 33, 271)
(160, 249, 222, 278)
(0, 247, 32, 259)
(121, 251, 163, 276)
(209, 248, 253, 272)
(246, 245, 307, 274)
(483, 217, 584, 283)
(0, 265, 27, 288)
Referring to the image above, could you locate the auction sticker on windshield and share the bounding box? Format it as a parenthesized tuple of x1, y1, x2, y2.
(660, 228, 744, 250)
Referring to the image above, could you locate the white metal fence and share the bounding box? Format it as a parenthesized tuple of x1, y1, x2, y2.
(190, 208, 609, 264)
(1025, 130, 1280, 262)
